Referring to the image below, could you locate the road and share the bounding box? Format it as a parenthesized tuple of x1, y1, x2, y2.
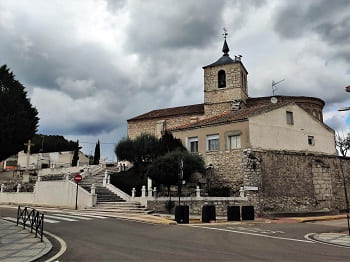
(1, 207, 349, 261)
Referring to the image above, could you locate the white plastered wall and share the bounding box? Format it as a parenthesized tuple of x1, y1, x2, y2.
(248, 104, 336, 154)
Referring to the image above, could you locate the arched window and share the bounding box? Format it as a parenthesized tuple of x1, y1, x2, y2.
(218, 70, 226, 88)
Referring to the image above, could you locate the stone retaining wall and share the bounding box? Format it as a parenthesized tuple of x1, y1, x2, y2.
(147, 197, 249, 216)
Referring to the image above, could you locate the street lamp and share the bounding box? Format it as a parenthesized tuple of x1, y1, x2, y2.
(337, 85, 350, 236)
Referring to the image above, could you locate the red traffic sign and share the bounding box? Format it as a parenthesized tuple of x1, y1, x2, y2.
(74, 174, 83, 183)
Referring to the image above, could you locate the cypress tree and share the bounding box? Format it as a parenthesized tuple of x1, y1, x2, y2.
(93, 140, 100, 165)
(0, 65, 39, 161)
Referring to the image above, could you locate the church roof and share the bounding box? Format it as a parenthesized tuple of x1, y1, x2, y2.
(168, 102, 290, 131)
(127, 104, 204, 122)
(202, 55, 236, 69)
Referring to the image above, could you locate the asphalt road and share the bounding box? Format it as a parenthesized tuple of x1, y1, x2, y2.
(1, 207, 349, 261)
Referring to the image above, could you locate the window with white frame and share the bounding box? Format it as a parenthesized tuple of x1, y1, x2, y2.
(227, 134, 241, 149)
(207, 134, 219, 151)
(188, 137, 198, 153)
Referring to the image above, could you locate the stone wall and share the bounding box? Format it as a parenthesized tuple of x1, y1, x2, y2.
(205, 150, 243, 194)
(146, 197, 249, 216)
(128, 113, 204, 139)
(240, 149, 350, 214)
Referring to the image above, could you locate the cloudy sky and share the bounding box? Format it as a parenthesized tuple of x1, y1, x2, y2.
(1, 0, 350, 160)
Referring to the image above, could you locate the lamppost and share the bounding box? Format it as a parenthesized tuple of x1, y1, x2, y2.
(337, 85, 350, 236)
(178, 159, 183, 207)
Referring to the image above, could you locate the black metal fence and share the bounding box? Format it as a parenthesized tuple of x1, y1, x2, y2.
(16, 206, 44, 242)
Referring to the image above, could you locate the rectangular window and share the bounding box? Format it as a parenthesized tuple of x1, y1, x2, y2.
(227, 134, 241, 149)
(308, 136, 315, 146)
(286, 111, 294, 125)
(188, 137, 198, 153)
(207, 134, 219, 151)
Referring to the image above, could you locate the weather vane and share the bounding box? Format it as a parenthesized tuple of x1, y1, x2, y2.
(222, 27, 228, 39)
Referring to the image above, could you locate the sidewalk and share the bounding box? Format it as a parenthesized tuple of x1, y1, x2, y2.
(0, 218, 52, 262)
(308, 232, 350, 247)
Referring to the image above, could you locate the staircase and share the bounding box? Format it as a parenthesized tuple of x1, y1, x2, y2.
(79, 168, 153, 215)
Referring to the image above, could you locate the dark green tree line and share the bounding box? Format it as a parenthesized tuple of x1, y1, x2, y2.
(0, 65, 39, 161)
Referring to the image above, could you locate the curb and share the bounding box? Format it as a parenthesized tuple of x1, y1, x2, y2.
(294, 215, 347, 223)
(305, 233, 350, 248)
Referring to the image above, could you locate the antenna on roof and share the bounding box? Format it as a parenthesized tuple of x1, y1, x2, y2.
(272, 79, 285, 96)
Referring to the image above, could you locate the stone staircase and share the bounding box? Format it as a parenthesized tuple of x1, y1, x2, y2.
(79, 168, 152, 215)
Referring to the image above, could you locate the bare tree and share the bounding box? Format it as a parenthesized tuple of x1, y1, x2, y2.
(335, 131, 350, 157)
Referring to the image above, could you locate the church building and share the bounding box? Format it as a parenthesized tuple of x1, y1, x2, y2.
(127, 36, 338, 203)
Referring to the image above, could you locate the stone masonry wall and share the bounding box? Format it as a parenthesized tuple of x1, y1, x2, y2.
(241, 149, 350, 214)
(128, 113, 203, 139)
(205, 150, 243, 194)
(147, 198, 249, 216)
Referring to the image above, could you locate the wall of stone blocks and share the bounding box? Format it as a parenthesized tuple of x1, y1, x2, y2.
(205, 150, 243, 194)
(241, 149, 350, 214)
(147, 198, 250, 216)
(127, 113, 204, 139)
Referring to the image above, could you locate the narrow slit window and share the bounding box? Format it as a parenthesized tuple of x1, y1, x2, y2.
(286, 111, 294, 125)
(218, 70, 226, 88)
(308, 136, 315, 146)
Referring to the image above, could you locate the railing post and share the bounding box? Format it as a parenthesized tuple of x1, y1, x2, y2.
(65, 173, 70, 181)
(37, 176, 41, 182)
(17, 184, 21, 193)
(148, 187, 153, 198)
(153, 187, 157, 198)
(91, 183, 96, 195)
(131, 188, 136, 198)
(141, 185, 146, 198)
(240, 187, 245, 197)
(107, 174, 110, 185)
(1, 184, 4, 192)
(196, 185, 201, 198)
(103, 170, 108, 186)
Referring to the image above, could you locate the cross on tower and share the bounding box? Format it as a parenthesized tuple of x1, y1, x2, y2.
(222, 27, 228, 39)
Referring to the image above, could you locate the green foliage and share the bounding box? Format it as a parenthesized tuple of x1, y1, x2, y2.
(93, 140, 100, 165)
(30, 134, 79, 153)
(110, 168, 147, 197)
(0, 65, 39, 161)
(146, 151, 205, 187)
(159, 131, 186, 154)
(115, 137, 135, 162)
(71, 140, 79, 166)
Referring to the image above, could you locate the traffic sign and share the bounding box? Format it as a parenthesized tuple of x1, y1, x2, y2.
(74, 174, 82, 183)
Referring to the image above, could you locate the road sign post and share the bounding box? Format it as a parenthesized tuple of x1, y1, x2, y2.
(74, 174, 82, 210)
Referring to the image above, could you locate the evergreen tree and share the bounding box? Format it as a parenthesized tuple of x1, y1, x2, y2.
(0, 65, 39, 161)
(93, 140, 100, 165)
(71, 140, 79, 166)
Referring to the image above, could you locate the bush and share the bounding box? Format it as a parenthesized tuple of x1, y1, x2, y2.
(110, 169, 147, 197)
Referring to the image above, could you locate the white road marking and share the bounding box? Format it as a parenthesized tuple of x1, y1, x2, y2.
(45, 215, 78, 222)
(72, 213, 108, 219)
(45, 230, 67, 262)
(191, 225, 314, 243)
(229, 227, 285, 234)
(4, 216, 60, 224)
(52, 213, 92, 220)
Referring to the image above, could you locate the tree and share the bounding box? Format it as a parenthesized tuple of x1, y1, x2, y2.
(159, 131, 186, 154)
(29, 134, 78, 153)
(336, 132, 350, 157)
(0, 65, 39, 161)
(146, 151, 205, 195)
(93, 140, 100, 165)
(71, 140, 79, 166)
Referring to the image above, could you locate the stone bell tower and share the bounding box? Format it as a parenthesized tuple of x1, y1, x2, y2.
(203, 32, 248, 116)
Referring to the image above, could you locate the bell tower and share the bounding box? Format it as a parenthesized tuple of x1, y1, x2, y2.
(203, 30, 248, 116)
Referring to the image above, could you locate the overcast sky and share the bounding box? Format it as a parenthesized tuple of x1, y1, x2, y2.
(1, 0, 350, 160)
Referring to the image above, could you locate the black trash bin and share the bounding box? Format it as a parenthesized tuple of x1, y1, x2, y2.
(227, 206, 240, 221)
(175, 206, 189, 224)
(242, 206, 254, 220)
(202, 205, 216, 223)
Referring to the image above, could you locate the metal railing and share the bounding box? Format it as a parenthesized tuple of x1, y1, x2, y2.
(16, 206, 44, 242)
